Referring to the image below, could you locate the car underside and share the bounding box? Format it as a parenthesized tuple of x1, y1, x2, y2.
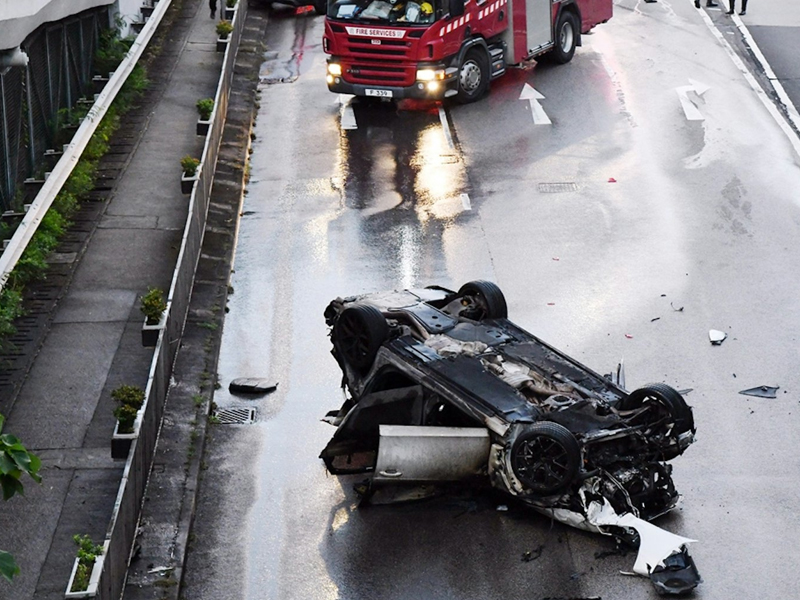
(320, 281, 701, 595)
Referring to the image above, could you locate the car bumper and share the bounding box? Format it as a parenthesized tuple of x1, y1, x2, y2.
(327, 76, 457, 101)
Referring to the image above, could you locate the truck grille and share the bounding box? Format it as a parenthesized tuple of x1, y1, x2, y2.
(332, 25, 421, 87)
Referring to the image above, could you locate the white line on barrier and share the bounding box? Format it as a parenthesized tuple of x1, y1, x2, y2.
(0, 0, 175, 291)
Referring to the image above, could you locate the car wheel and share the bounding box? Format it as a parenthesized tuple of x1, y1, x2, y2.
(618, 384, 694, 458)
(549, 10, 578, 64)
(313, 0, 327, 15)
(455, 48, 489, 104)
(457, 280, 508, 319)
(511, 422, 581, 495)
(333, 303, 389, 372)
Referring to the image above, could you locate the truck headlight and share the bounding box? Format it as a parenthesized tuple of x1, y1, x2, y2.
(416, 68, 445, 82)
(327, 63, 342, 76)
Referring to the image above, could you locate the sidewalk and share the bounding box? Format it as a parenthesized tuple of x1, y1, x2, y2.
(0, 0, 224, 598)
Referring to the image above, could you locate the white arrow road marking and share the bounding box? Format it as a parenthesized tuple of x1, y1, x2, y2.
(338, 94, 357, 130)
(438, 107, 456, 150)
(519, 84, 552, 125)
(675, 79, 710, 121)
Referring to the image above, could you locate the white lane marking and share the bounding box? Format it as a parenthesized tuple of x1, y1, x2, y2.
(726, 4, 800, 133)
(438, 107, 456, 150)
(695, 0, 800, 156)
(460, 193, 471, 211)
(675, 79, 711, 121)
(338, 94, 357, 130)
(519, 84, 552, 125)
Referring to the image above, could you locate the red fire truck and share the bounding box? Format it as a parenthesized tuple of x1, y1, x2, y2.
(323, 0, 612, 103)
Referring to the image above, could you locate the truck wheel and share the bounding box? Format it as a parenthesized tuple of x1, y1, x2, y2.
(549, 11, 578, 64)
(511, 422, 581, 495)
(455, 48, 489, 104)
(313, 0, 327, 15)
(333, 304, 389, 372)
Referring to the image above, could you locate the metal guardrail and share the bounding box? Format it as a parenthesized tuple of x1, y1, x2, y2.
(93, 2, 248, 598)
(0, 0, 174, 291)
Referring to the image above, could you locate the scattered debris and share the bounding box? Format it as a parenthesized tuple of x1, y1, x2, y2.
(660, 294, 666, 297)
(708, 330, 727, 345)
(552, 257, 560, 261)
(677, 388, 693, 395)
(650, 317, 661, 323)
(625, 334, 633, 339)
(670, 302, 684, 312)
(608, 177, 617, 183)
(229, 378, 278, 394)
(496, 504, 509, 512)
(147, 566, 174, 575)
(547, 302, 555, 306)
(739, 386, 779, 399)
(595, 544, 630, 560)
(522, 545, 544, 562)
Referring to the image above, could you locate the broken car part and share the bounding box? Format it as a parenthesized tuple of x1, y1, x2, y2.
(320, 281, 700, 594)
(708, 330, 727, 345)
(228, 378, 278, 394)
(739, 385, 779, 399)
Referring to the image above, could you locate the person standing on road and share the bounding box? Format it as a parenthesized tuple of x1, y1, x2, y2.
(695, 0, 719, 7)
(726, 0, 747, 15)
(210, 0, 217, 18)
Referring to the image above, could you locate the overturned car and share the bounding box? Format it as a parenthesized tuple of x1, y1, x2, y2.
(321, 281, 701, 595)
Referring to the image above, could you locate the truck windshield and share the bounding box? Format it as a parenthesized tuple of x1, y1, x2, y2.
(328, 0, 438, 24)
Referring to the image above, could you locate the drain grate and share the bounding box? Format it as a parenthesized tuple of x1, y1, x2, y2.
(214, 408, 256, 424)
(538, 182, 579, 193)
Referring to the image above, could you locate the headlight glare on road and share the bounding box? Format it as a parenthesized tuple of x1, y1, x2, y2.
(327, 63, 342, 76)
(416, 68, 444, 82)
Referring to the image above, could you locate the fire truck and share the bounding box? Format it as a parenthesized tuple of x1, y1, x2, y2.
(323, 0, 612, 103)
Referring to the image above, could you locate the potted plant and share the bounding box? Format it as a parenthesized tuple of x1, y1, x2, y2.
(140, 286, 167, 346)
(225, 0, 238, 19)
(216, 20, 233, 52)
(180, 155, 200, 194)
(196, 98, 214, 136)
(111, 384, 145, 458)
(65, 535, 104, 598)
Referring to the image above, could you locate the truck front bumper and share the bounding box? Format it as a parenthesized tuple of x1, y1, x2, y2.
(327, 74, 458, 101)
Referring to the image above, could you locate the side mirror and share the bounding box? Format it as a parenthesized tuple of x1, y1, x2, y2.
(450, 0, 465, 17)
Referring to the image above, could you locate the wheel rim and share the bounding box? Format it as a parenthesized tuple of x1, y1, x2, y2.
(559, 21, 574, 53)
(513, 436, 572, 492)
(459, 60, 482, 94)
(336, 312, 371, 364)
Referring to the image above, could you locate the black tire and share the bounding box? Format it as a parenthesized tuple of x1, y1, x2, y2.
(333, 304, 389, 372)
(511, 422, 581, 495)
(313, 0, 327, 15)
(619, 384, 694, 433)
(549, 10, 578, 64)
(455, 48, 490, 104)
(457, 280, 508, 319)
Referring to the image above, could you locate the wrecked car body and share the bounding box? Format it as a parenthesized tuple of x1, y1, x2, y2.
(321, 281, 700, 595)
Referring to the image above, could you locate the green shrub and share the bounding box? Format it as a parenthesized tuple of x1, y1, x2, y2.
(196, 98, 214, 121)
(226, 0, 237, 7)
(216, 20, 233, 38)
(70, 535, 103, 592)
(140, 287, 167, 324)
(180, 155, 200, 177)
(111, 384, 145, 433)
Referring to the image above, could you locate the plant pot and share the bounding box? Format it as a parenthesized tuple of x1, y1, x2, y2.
(181, 171, 198, 195)
(65, 554, 103, 598)
(216, 36, 229, 52)
(196, 118, 211, 136)
(111, 419, 138, 459)
(225, 6, 236, 19)
(142, 311, 166, 346)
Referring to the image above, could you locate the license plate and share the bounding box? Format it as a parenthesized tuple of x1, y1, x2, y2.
(365, 89, 393, 98)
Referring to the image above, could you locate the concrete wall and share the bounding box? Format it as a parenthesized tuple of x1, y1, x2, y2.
(0, 0, 116, 50)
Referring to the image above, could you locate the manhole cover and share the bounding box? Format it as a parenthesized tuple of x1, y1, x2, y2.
(214, 408, 256, 424)
(538, 182, 579, 193)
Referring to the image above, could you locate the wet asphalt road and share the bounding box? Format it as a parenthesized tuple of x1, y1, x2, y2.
(181, 1, 800, 598)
